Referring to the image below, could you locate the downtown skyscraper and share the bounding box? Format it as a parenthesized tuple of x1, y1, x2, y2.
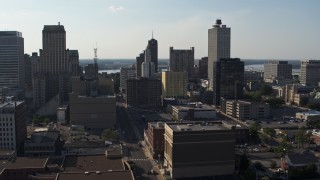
(0, 31, 24, 94)
(208, 19, 231, 83)
(32, 23, 79, 109)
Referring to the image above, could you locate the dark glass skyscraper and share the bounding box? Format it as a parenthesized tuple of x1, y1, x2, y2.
(213, 58, 244, 105)
(147, 38, 158, 73)
(0, 31, 24, 92)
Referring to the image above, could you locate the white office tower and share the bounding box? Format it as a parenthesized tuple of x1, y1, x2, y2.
(208, 19, 231, 89)
(300, 60, 320, 86)
(141, 49, 155, 78)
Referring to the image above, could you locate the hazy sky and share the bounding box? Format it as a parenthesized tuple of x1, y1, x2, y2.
(1, 0, 320, 59)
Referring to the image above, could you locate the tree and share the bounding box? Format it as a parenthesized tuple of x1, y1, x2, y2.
(101, 129, 118, 141)
(266, 97, 284, 108)
(254, 161, 263, 170)
(260, 84, 273, 95)
(259, 133, 268, 144)
(304, 163, 319, 178)
(300, 97, 309, 107)
(239, 153, 250, 172)
(240, 167, 256, 180)
(263, 128, 276, 145)
(249, 122, 261, 144)
(270, 160, 277, 169)
(274, 139, 293, 157)
(295, 126, 307, 149)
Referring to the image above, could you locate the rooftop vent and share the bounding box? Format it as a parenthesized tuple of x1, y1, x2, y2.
(84, 172, 90, 175)
(96, 171, 101, 174)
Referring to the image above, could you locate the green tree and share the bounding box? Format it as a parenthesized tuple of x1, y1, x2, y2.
(263, 127, 276, 145)
(44, 117, 50, 124)
(259, 133, 268, 144)
(101, 129, 118, 141)
(260, 84, 273, 95)
(300, 97, 309, 107)
(270, 160, 277, 169)
(295, 126, 307, 149)
(249, 122, 261, 144)
(266, 97, 284, 108)
(274, 139, 293, 157)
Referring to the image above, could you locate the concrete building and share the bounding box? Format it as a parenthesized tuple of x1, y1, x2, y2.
(0, 157, 49, 179)
(213, 58, 244, 105)
(199, 57, 208, 78)
(144, 122, 165, 159)
(24, 131, 62, 157)
(300, 60, 320, 86)
(69, 76, 116, 129)
(244, 70, 263, 83)
(0, 98, 26, 153)
(208, 19, 231, 85)
(120, 67, 136, 93)
(264, 61, 292, 83)
(163, 121, 235, 179)
(172, 102, 216, 120)
(161, 71, 187, 98)
(221, 99, 270, 121)
(284, 84, 314, 106)
(32, 24, 80, 109)
(0, 31, 24, 93)
(169, 47, 194, 79)
(135, 51, 145, 78)
(126, 78, 161, 107)
(24, 54, 32, 89)
(296, 110, 320, 121)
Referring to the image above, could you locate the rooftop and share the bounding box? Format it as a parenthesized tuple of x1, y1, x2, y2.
(0, 31, 22, 37)
(287, 152, 319, 165)
(0, 99, 24, 109)
(43, 25, 65, 32)
(63, 155, 124, 172)
(167, 122, 229, 132)
(26, 131, 60, 144)
(57, 171, 134, 180)
(172, 103, 214, 111)
(0, 157, 48, 172)
(0, 150, 15, 156)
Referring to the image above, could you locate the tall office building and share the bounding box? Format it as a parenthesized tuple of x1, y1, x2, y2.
(264, 61, 292, 82)
(208, 19, 231, 82)
(199, 57, 208, 78)
(135, 51, 145, 78)
(169, 47, 194, 79)
(300, 60, 320, 86)
(162, 71, 188, 98)
(120, 67, 136, 93)
(24, 54, 32, 88)
(147, 37, 158, 73)
(32, 24, 79, 109)
(213, 58, 244, 106)
(0, 31, 24, 92)
(126, 78, 162, 107)
(141, 49, 155, 78)
(0, 98, 27, 153)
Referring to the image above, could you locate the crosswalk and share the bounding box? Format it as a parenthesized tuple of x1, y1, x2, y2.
(128, 158, 149, 161)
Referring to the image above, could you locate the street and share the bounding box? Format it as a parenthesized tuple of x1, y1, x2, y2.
(117, 103, 158, 180)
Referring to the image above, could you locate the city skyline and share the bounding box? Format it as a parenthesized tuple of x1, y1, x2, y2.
(1, 0, 320, 59)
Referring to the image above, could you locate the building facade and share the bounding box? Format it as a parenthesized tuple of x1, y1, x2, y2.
(163, 122, 235, 179)
(264, 61, 292, 83)
(171, 103, 216, 120)
(0, 31, 24, 92)
(135, 52, 145, 78)
(144, 122, 165, 159)
(147, 38, 158, 73)
(141, 49, 155, 78)
(169, 47, 194, 79)
(126, 78, 161, 107)
(300, 60, 320, 86)
(208, 19, 231, 82)
(0, 99, 26, 153)
(32, 24, 80, 109)
(213, 58, 244, 105)
(120, 67, 136, 93)
(198, 57, 208, 78)
(161, 71, 187, 98)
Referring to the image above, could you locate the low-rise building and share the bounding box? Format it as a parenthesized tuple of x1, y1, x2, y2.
(0, 157, 48, 179)
(221, 99, 270, 121)
(24, 131, 62, 157)
(144, 122, 165, 159)
(163, 121, 236, 179)
(296, 110, 320, 121)
(281, 152, 320, 171)
(172, 102, 216, 120)
(285, 84, 314, 106)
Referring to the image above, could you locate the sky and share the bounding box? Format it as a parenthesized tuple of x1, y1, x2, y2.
(1, 0, 320, 60)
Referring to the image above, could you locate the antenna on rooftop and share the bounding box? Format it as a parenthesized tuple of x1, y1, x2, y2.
(152, 30, 154, 39)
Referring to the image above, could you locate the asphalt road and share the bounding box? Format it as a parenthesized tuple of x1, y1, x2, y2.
(117, 104, 157, 180)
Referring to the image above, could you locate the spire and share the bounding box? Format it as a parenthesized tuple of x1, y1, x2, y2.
(152, 30, 154, 39)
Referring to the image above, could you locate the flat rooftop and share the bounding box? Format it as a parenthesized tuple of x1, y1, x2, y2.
(173, 103, 215, 111)
(0, 157, 48, 172)
(0, 101, 24, 109)
(26, 131, 60, 144)
(57, 171, 134, 180)
(167, 122, 228, 132)
(63, 155, 124, 172)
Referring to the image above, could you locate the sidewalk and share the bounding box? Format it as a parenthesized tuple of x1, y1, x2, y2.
(141, 142, 164, 180)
